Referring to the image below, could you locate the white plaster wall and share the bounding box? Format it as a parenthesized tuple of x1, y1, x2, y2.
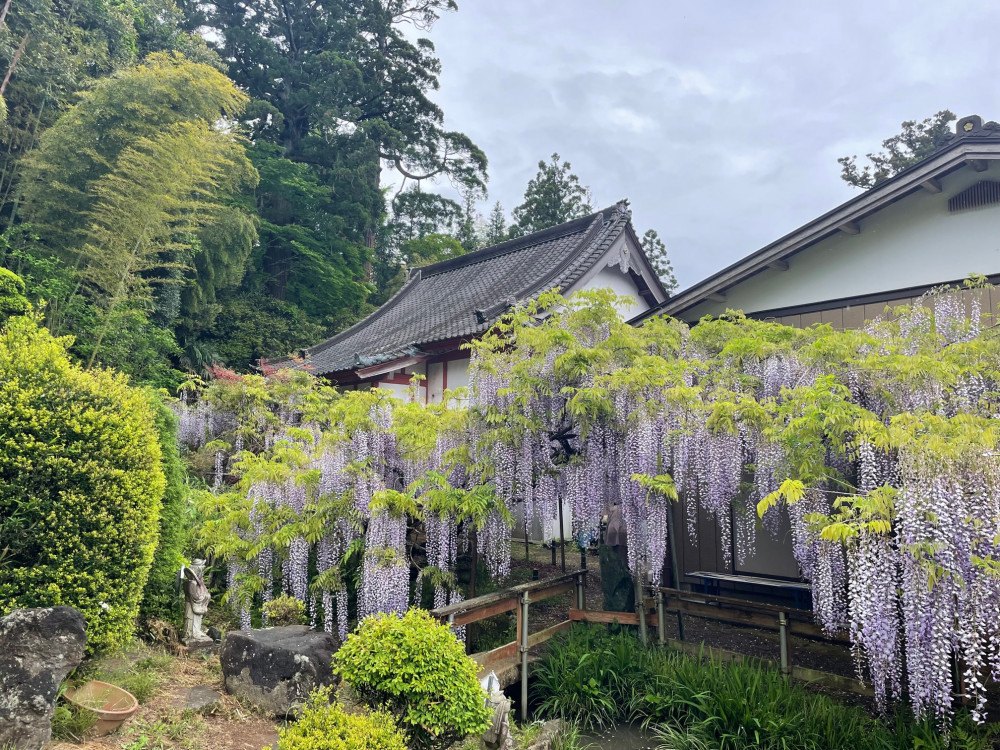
(446, 358, 470, 392)
(576, 266, 651, 320)
(681, 165, 1000, 321)
(426, 361, 445, 403)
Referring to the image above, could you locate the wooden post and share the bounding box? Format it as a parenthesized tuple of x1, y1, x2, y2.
(519, 591, 530, 721)
(636, 576, 648, 645)
(558, 499, 566, 572)
(656, 590, 665, 645)
(778, 611, 790, 679)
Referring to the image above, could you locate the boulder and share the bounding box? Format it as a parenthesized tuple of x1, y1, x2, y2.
(220, 626, 338, 716)
(179, 686, 222, 714)
(0, 606, 87, 750)
(599, 544, 634, 613)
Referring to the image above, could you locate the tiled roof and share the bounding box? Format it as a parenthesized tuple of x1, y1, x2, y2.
(279, 202, 635, 377)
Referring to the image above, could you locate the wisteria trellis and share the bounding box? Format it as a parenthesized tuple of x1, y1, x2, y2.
(182, 284, 1000, 725)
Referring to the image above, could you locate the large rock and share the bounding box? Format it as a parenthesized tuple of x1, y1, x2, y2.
(0, 607, 87, 750)
(220, 626, 338, 716)
(599, 544, 635, 613)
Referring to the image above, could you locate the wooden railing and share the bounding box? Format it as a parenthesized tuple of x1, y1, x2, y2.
(434, 572, 870, 720)
(569, 584, 864, 694)
(430, 570, 587, 719)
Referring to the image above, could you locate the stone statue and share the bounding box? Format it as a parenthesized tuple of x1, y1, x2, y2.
(181, 560, 212, 646)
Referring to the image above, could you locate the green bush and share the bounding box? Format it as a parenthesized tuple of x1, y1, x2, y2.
(263, 593, 307, 626)
(0, 316, 166, 653)
(335, 609, 491, 749)
(266, 687, 406, 750)
(0, 267, 29, 322)
(140, 395, 188, 624)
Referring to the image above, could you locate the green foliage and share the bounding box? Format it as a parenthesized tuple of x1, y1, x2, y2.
(141, 396, 189, 624)
(838, 110, 956, 189)
(482, 201, 508, 248)
(263, 593, 307, 626)
(0, 267, 29, 322)
(640, 228, 678, 294)
(23, 52, 251, 261)
(334, 609, 491, 749)
(205, 291, 330, 371)
(51, 702, 98, 743)
(511, 153, 593, 237)
(265, 687, 406, 750)
(534, 625, 996, 749)
(0, 316, 166, 653)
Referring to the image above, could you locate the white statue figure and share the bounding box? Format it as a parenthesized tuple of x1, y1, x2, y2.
(181, 559, 213, 645)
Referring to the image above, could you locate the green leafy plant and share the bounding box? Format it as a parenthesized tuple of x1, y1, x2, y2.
(265, 687, 406, 750)
(334, 609, 491, 749)
(534, 625, 998, 750)
(0, 315, 166, 653)
(263, 593, 308, 626)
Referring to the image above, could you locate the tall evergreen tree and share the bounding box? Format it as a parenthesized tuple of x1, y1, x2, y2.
(511, 153, 592, 237)
(454, 187, 483, 252)
(838, 110, 956, 189)
(203, 0, 487, 343)
(482, 201, 507, 247)
(640, 228, 678, 294)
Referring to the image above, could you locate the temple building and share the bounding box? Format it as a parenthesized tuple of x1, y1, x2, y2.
(277, 201, 668, 402)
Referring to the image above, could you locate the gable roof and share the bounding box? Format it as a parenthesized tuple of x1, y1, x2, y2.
(643, 114, 1000, 322)
(277, 201, 663, 378)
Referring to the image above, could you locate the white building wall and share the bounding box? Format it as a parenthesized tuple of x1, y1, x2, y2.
(682, 165, 1000, 321)
(579, 266, 651, 319)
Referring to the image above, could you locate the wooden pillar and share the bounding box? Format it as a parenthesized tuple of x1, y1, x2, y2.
(519, 591, 530, 720)
(778, 611, 790, 679)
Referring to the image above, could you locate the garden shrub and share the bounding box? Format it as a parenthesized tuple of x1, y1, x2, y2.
(335, 608, 491, 749)
(265, 687, 406, 750)
(0, 267, 29, 322)
(140, 395, 188, 625)
(0, 316, 166, 653)
(263, 593, 307, 626)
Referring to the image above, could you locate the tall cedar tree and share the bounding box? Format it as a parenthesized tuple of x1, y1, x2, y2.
(640, 229, 678, 294)
(204, 0, 487, 350)
(511, 153, 593, 237)
(838, 110, 956, 189)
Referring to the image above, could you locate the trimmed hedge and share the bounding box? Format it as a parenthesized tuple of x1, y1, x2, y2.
(335, 609, 491, 749)
(0, 316, 165, 652)
(139, 396, 188, 624)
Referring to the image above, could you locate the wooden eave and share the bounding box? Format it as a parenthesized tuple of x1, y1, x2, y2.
(652, 138, 1000, 319)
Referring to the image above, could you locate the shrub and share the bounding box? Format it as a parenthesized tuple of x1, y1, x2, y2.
(335, 609, 491, 749)
(0, 267, 29, 322)
(265, 687, 406, 750)
(140, 396, 189, 624)
(263, 593, 307, 626)
(0, 316, 166, 653)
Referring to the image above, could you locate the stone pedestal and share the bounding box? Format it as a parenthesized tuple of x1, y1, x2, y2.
(599, 544, 635, 613)
(220, 626, 338, 717)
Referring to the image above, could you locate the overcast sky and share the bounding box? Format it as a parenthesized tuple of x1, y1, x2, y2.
(410, 1, 1000, 290)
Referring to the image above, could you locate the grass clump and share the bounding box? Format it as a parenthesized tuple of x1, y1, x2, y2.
(532, 624, 998, 749)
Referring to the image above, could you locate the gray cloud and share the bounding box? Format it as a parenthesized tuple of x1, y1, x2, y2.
(409, 0, 1000, 288)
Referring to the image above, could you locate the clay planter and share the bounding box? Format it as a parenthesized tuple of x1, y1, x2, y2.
(64, 680, 139, 735)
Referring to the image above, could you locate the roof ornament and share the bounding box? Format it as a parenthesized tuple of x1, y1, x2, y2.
(605, 199, 632, 226)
